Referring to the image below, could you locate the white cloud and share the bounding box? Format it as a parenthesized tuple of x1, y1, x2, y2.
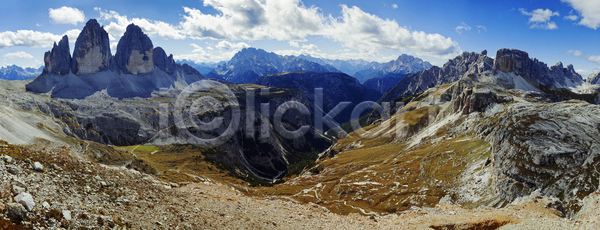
(3, 51, 33, 59)
(567, 49, 600, 64)
(301, 44, 318, 50)
(110, 42, 118, 52)
(49, 6, 86, 25)
(520, 8, 560, 29)
(180, 1, 460, 59)
(324, 5, 461, 59)
(455, 22, 471, 34)
(576, 69, 590, 77)
(392, 4, 398, 9)
(564, 14, 579, 21)
(181, 0, 325, 41)
(476, 25, 487, 33)
(567, 49, 583, 57)
(36, 23, 42, 27)
(587, 55, 600, 64)
(174, 43, 240, 63)
(561, 0, 600, 29)
(95, 7, 186, 39)
(289, 41, 299, 48)
(63, 29, 81, 42)
(0, 30, 61, 48)
(215, 41, 250, 49)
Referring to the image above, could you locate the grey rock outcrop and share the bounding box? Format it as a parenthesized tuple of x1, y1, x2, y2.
(153, 47, 175, 75)
(115, 24, 154, 74)
(494, 49, 583, 88)
(453, 89, 499, 114)
(6, 203, 28, 220)
(43, 35, 71, 75)
(15, 192, 35, 211)
(71, 19, 113, 75)
(587, 72, 600, 84)
(478, 102, 600, 217)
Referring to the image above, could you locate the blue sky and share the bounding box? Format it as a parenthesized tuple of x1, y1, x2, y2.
(1, 0, 599, 76)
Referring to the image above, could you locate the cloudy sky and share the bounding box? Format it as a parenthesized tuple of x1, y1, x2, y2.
(1, 0, 599, 76)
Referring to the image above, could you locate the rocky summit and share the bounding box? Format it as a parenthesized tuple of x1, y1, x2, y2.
(494, 48, 583, 88)
(25, 19, 204, 99)
(114, 24, 154, 75)
(71, 19, 113, 75)
(42, 35, 71, 75)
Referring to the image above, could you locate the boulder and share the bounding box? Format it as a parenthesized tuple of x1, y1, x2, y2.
(7, 165, 21, 175)
(63, 210, 72, 221)
(11, 185, 25, 195)
(14, 192, 35, 211)
(33, 162, 43, 172)
(1, 155, 12, 163)
(43, 35, 71, 75)
(71, 19, 113, 75)
(115, 24, 154, 74)
(6, 203, 28, 220)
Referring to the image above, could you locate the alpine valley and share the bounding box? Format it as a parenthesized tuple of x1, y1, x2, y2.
(3, 16, 600, 229)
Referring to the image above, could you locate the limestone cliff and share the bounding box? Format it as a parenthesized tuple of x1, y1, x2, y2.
(43, 35, 71, 75)
(71, 19, 113, 75)
(114, 24, 154, 75)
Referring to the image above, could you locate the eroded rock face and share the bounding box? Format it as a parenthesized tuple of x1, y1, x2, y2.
(71, 19, 113, 75)
(153, 47, 175, 75)
(453, 89, 498, 114)
(494, 49, 583, 88)
(115, 24, 154, 74)
(43, 35, 71, 75)
(481, 102, 600, 217)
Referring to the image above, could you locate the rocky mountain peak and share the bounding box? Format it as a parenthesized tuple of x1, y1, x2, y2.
(209, 47, 339, 83)
(152, 47, 175, 75)
(494, 48, 582, 88)
(115, 24, 154, 74)
(43, 35, 71, 75)
(71, 19, 113, 75)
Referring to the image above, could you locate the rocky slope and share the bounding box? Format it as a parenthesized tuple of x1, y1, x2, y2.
(253, 71, 382, 127)
(2, 140, 598, 229)
(380, 50, 493, 102)
(26, 19, 204, 99)
(363, 75, 407, 94)
(0, 65, 42, 80)
(354, 54, 432, 83)
(258, 49, 600, 219)
(207, 48, 340, 83)
(381, 49, 585, 104)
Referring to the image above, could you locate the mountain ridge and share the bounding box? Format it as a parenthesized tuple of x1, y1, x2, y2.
(207, 48, 340, 83)
(26, 19, 204, 99)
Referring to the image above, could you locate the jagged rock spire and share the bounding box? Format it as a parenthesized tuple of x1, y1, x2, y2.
(71, 19, 113, 75)
(43, 35, 71, 75)
(114, 24, 154, 74)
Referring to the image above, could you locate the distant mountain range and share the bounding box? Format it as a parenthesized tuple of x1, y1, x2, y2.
(352, 54, 432, 83)
(177, 59, 226, 76)
(294, 55, 380, 76)
(207, 48, 340, 83)
(0, 65, 43, 80)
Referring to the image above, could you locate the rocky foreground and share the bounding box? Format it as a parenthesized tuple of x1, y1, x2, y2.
(0, 141, 599, 229)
